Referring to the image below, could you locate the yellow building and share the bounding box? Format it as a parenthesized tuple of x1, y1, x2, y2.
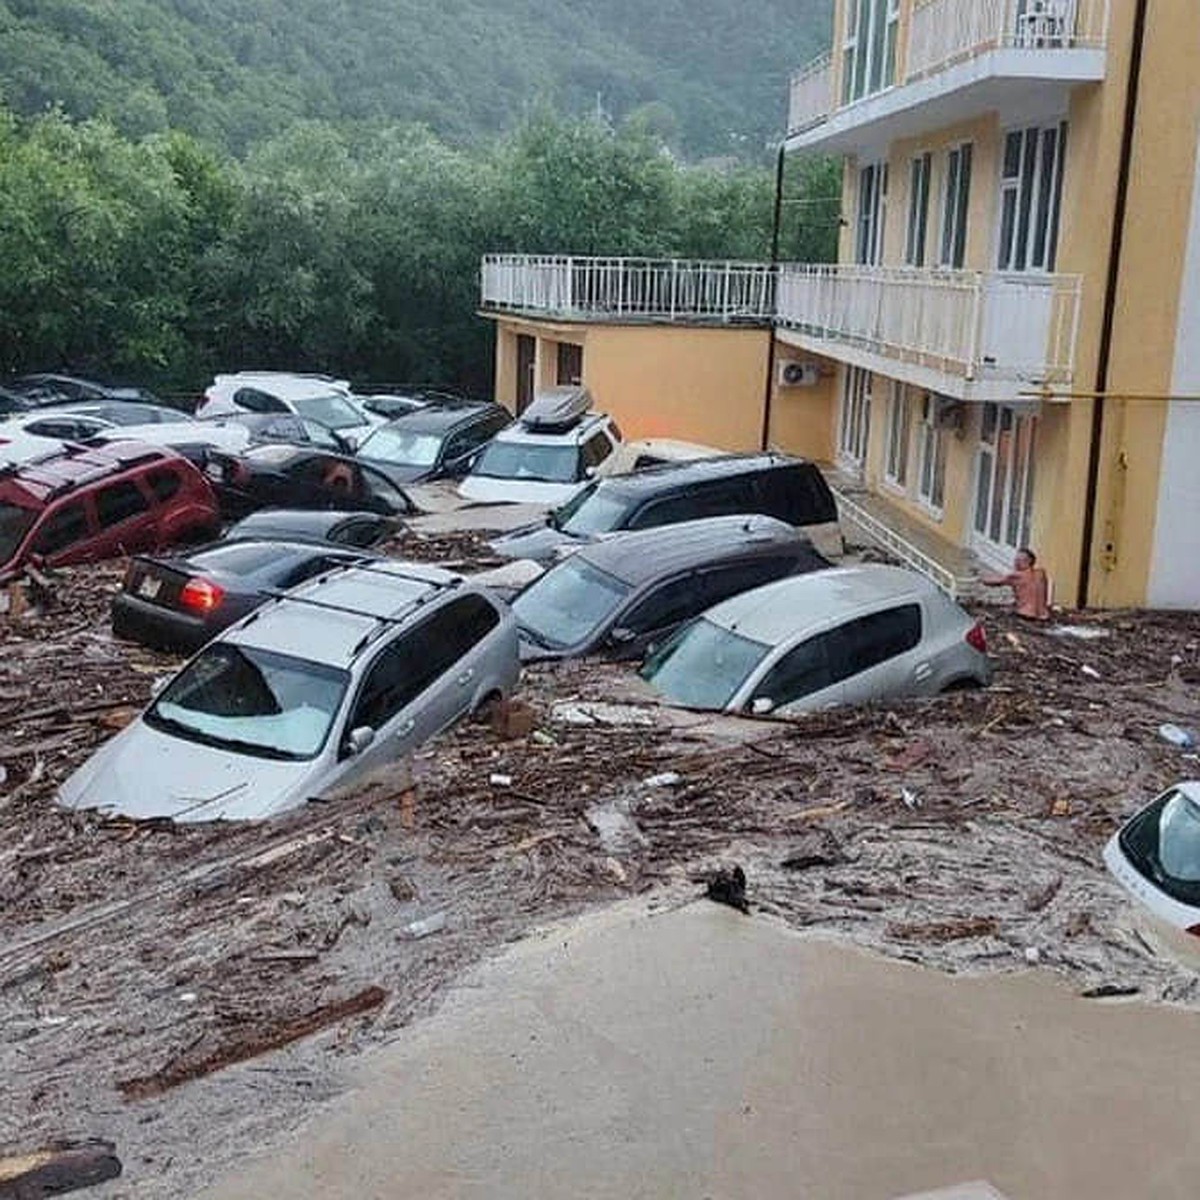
(480, 0, 1200, 609)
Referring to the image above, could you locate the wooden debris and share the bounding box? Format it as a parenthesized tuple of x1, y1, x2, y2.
(886, 917, 1000, 943)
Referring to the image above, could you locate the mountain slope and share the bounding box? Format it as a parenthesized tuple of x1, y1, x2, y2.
(0, 0, 832, 155)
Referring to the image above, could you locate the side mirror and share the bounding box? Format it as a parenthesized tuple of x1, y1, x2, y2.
(751, 697, 776, 716)
(346, 725, 376, 756)
(343, 436, 359, 454)
(608, 626, 636, 647)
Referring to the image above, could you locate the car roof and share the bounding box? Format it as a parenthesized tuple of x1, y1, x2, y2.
(589, 452, 807, 499)
(227, 509, 379, 539)
(575, 515, 804, 586)
(225, 560, 462, 668)
(217, 373, 352, 401)
(365, 403, 500, 436)
(490, 411, 609, 447)
(0, 443, 179, 503)
(705, 565, 942, 644)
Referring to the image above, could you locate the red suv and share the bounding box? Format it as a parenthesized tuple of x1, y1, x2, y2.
(0, 444, 220, 583)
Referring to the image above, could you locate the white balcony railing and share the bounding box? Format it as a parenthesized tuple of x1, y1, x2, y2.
(907, 0, 1110, 81)
(775, 264, 1082, 384)
(480, 255, 775, 323)
(787, 52, 833, 134)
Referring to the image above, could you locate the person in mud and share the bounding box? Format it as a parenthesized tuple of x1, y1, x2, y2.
(981, 547, 1051, 621)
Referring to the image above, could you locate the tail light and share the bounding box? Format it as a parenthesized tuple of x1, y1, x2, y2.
(965, 621, 987, 654)
(1185, 925, 1200, 940)
(179, 578, 225, 613)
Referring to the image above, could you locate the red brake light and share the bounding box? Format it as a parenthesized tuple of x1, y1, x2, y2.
(1185, 925, 1200, 940)
(179, 578, 225, 613)
(965, 621, 987, 654)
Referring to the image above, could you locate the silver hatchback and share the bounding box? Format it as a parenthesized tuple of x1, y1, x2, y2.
(641, 564, 991, 714)
(59, 562, 519, 821)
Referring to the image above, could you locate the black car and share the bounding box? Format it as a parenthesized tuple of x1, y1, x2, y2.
(113, 540, 376, 653)
(9, 374, 164, 408)
(204, 444, 415, 518)
(223, 508, 399, 549)
(355, 387, 473, 421)
(355, 402, 511, 485)
(204, 411, 355, 453)
(491, 453, 841, 564)
(512, 514, 828, 662)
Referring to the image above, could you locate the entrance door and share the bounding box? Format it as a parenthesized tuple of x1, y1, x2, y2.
(516, 335, 536, 414)
(972, 403, 1037, 565)
(838, 367, 872, 471)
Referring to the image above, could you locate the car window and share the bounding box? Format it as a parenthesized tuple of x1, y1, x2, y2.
(581, 432, 613, 470)
(627, 493, 698, 530)
(437, 593, 501, 653)
(754, 465, 838, 526)
(1120, 789, 1200, 907)
(0, 504, 37, 563)
(147, 468, 182, 502)
(444, 422, 494, 462)
(300, 419, 343, 449)
(95, 480, 150, 528)
(753, 635, 834, 707)
(621, 575, 701, 636)
(332, 518, 383, 548)
(284, 454, 336, 485)
(33, 502, 90, 555)
(472, 441, 582, 484)
(359, 465, 409, 514)
(291, 393, 365, 431)
(234, 388, 289, 414)
(695, 558, 798, 609)
(690, 478, 755, 519)
(829, 604, 923, 681)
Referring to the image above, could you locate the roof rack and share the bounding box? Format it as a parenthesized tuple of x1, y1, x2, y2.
(519, 385, 593, 432)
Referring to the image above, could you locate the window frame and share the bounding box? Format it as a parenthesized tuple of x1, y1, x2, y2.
(939, 143, 973, 269)
(884, 382, 912, 490)
(95, 479, 151, 529)
(905, 153, 932, 267)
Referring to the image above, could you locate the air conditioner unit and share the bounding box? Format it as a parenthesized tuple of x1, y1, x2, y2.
(934, 399, 966, 432)
(778, 360, 819, 388)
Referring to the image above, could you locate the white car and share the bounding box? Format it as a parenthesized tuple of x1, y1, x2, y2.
(59, 561, 520, 822)
(1105, 782, 1200, 965)
(195, 372, 381, 440)
(458, 386, 621, 506)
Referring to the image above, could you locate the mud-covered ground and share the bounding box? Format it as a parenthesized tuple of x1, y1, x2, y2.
(2, 545, 1199, 1197)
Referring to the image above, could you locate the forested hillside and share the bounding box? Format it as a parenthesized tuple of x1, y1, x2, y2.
(0, 0, 831, 157)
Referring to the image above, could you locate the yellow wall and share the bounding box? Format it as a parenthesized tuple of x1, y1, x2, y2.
(767, 346, 838, 462)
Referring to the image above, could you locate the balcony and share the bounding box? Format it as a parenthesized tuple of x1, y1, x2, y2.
(479, 255, 775, 325)
(774, 264, 1081, 401)
(787, 0, 1109, 156)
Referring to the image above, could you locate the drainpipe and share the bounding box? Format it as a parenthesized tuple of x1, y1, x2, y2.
(1077, 0, 1149, 607)
(760, 142, 788, 452)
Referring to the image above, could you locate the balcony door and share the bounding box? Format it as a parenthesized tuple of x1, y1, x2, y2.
(842, 0, 900, 104)
(972, 403, 1038, 566)
(997, 122, 1068, 273)
(838, 367, 872, 472)
(856, 161, 888, 265)
(939, 143, 972, 269)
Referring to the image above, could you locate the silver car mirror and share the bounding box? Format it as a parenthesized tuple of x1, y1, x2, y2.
(751, 697, 775, 716)
(347, 725, 376, 756)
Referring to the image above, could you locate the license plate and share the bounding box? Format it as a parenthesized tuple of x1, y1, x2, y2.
(138, 576, 162, 600)
(205, 462, 223, 481)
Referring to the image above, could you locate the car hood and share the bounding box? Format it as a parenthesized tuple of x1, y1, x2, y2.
(489, 522, 583, 562)
(458, 475, 586, 507)
(57, 719, 322, 822)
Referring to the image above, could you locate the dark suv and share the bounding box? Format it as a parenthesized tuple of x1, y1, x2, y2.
(355, 402, 511, 485)
(491, 453, 840, 564)
(0, 444, 220, 582)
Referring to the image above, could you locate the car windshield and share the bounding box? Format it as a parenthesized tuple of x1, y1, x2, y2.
(554, 482, 634, 535)
(145, 643, 348, 761)
(357, 426, 443, 468)
(640, 618, 770, 710)
(0, 503, 36, 564)
(472, 440, 579, 484)
(513, 556, 631, 649)
(292, 393, 366, 431)
(1120, 788, 1200, 907)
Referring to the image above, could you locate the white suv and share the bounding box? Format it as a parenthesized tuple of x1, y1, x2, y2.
(196, 372, 380, 440)
(458, 386, 621, 506)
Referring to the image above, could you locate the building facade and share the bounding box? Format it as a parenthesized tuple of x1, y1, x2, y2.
(480, 0, 1200, 609)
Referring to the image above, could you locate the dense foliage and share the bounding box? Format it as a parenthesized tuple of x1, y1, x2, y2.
(0, 108, 841, 394)
(0, 0, 831, 159)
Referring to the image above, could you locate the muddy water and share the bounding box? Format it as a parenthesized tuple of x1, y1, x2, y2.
(200, 900, 1200, 1200)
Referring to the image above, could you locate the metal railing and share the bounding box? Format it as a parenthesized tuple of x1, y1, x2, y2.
(832, 487, 974, 599)
(775, 264, 1081, 384)
(480, 255, 776, 323)
(907, 0, 1110, 81)
(787, 52, 834, 135)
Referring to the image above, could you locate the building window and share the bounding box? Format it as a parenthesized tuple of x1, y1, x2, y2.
(842, 0, 900, 105)
(905, 154, 932, 267)
(884, 383, 911, 487)
(997, 122, 1068, 272)
(856, 161, 888, 265)
(556, 342, 583, 385)
(939, 143, 973, 269)
(917, 393, 948, 512)
(516, 334, 535, 414)
(839, 367, 872, 469)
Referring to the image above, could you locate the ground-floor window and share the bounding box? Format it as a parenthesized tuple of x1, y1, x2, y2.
(556, 342, 583, 386)
(917, 392, 948, 512)
(973, 402, 1037, 558)
(884, 382, 911, 487)
(838, 367, 872, 469)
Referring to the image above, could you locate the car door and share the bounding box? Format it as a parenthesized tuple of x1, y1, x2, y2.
(746, 630, 844, 715)
(30, 500, 93, 567)
(831, 603, 925, 706)
(92, 478, 155, 557)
